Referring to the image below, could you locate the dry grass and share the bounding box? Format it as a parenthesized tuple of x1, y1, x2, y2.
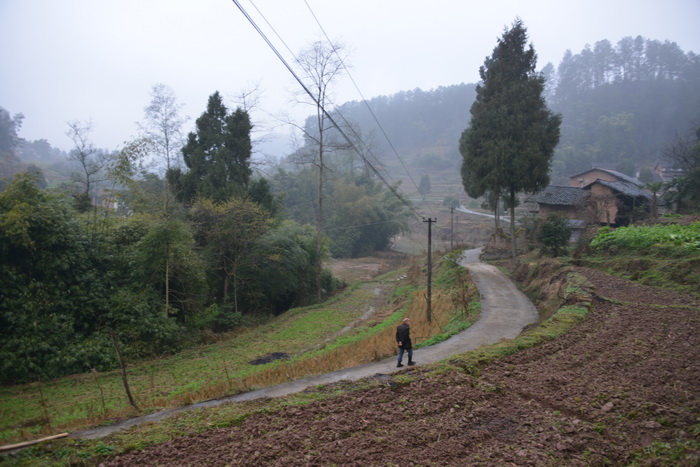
(249, 290, 455, 385)
(164, 288, 462, 408)
(1, 255, 477, 445)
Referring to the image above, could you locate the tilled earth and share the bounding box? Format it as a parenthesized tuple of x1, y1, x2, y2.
(102, 268, 700, 466)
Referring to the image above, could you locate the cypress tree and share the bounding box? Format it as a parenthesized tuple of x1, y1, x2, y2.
(460, 19, 561, 258)
(170, 92, 252, 204)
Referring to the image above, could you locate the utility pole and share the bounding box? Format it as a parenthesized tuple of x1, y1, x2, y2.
(424, 217, 436, 323)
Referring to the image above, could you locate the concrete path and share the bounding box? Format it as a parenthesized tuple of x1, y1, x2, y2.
(73, 248, 538, 439)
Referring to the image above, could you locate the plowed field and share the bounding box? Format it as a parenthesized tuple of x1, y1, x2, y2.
(101, 268, 700, 466)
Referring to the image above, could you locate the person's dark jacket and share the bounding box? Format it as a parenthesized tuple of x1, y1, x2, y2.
(396, 323, 412, 349)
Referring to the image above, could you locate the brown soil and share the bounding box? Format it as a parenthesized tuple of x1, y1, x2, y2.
(102, 268, 700, 466)
(326, 251, 411, 283)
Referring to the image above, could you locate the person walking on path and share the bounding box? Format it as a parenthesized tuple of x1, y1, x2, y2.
(396, 318, 415, 367)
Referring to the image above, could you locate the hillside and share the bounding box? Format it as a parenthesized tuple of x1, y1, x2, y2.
(4, 220, 698, 465)
(93, 262, 699, 466)
(304, 36, 700, 199)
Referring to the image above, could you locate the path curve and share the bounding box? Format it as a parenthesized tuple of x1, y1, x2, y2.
(72, 248, 538, 440)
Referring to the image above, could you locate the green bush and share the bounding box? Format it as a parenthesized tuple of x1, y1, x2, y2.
(538, 214, 572, 257)
(590, 222, 700, 255)
(194, 304, 243, 332)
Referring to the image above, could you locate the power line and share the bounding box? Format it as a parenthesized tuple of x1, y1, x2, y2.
(248, 0, 401, 194)
(231, 0, 420, 218)
(302, 0, 430, 214)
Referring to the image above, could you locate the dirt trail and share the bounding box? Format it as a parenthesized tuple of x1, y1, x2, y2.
(101, 263, 700, 465)
(73, 248, 537, 440)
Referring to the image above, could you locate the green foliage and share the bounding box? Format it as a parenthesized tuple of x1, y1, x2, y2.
(325, 178, 409, 258)
(442, 195, 460, 209)
(390, 285, 419, 303)
(628, 439, 700, 465)
(0, 174, 200, 383)
(248, 221, 323, 313)
(590, 223, 700, 255)
(460, 19, 561, 256)
(551, 39, 700, 177)
(0, 105, 23, 154)
(460, 19, 561, 199)
(133, 216, 207, 322)
(169, 92, 252, 204)
(538, 214, 572, 257)
(190, 197, 272, 312)
(519, 213, 543, 251)
(0, 173, 100, 382)
(248, 177, 280, 217)
(271, 167, 318, 226)
(193, 304, 243, 332)
(434, 251, 465, 287)
(275, 168, 410, 259)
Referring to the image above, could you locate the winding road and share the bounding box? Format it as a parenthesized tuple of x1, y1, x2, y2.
(72, 248, 538, 440)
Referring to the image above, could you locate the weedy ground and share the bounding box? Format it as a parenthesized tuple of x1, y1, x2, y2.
(3, 221, 700, 466)
(0, 253, 477, 448)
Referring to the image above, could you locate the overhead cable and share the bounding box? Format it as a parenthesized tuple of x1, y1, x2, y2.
(248, 0, 400, 193)
(231, 0, 419, 217)
(302, 0, 429, 213)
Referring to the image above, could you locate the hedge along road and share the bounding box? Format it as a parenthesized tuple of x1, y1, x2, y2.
(73, 248, 538, 440)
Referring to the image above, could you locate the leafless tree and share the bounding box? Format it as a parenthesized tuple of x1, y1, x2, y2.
(292, 39, 348, 298)
(139, 83, 188, 175)
(231, 81, 278, 174)
(66, 120, 107, 211)
(663, 128, 699, 173)
(138, 83, 189, 215)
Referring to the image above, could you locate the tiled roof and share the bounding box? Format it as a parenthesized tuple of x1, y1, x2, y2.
(526, 186, 588, 206)
(569, 167, 644, 187)
(589, 179, 652, 200)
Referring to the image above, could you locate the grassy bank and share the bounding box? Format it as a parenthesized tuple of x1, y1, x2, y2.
(1, 252, 595, 466)
(45, 221, 696, 466)
(0, 255, 478, 447)
(583, 221, 700, 296)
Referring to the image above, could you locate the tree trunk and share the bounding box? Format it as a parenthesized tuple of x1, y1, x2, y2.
(494, 196, 500, 230)
(510, 187, 517, 259)
(232, 267, 239, 314)
(109, 328, 139, 410)
(316, 166, 323, 300)
(165, 243, 170, 312)
(223, 263, 229, 307)
(315, 114, 324, 302)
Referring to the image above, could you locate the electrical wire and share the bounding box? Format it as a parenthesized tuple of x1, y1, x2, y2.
(247, 0, 401, 195)
(302, 0, 429, 212)
(231, 0, 421, 218)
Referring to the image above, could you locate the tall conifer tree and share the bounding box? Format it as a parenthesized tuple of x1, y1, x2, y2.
(169, 92, 252, 204)
(460, 19, 561, 258)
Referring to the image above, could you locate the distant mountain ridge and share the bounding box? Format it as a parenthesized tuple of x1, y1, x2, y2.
(301, 36, 699, 188)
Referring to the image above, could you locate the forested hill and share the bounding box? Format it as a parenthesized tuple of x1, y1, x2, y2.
(298, 84, 476, 173)
(548, 36, 700, 179)
(318, 36, 699, 183)
(333, 84, 476, 170)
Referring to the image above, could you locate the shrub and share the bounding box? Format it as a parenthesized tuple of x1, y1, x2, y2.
(538, 214, 572, 257)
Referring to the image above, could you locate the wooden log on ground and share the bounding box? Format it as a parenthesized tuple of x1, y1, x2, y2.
(0, 432, 68, 452)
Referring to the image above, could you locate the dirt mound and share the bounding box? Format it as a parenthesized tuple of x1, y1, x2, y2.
(247, 353, 291, 366)
(102, 268, 700, 466)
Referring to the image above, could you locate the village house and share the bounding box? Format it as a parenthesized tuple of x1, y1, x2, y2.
(527, 166, 652, 227)
(654, 160, 685, 183)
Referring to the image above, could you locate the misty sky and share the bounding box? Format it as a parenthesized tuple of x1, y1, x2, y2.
(1, 0, 699, 156)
